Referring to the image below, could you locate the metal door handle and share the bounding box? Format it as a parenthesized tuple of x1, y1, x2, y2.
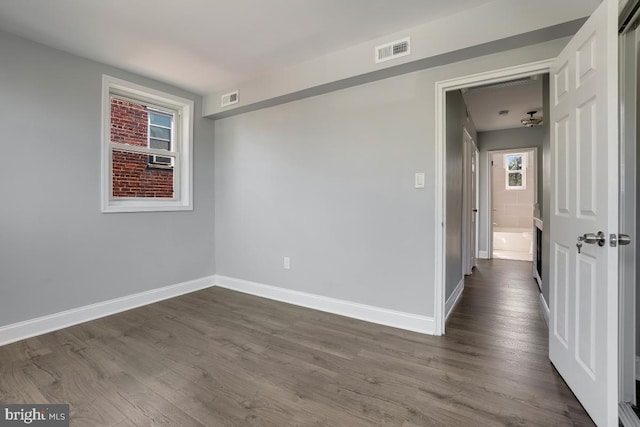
(472, 209, 478, 212)
(577, 231, 606, 247)
(610, 233, 632, 247)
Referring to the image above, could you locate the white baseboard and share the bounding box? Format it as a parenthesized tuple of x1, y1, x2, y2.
(538, 292, 550, 327)
(534, 268, 542, 292)
(215, 275, 435, 335)
(478, 250, 490, 259)
(445, 279, 464, 320)
(0, 275, 216, 347)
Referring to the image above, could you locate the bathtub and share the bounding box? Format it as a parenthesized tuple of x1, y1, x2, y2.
(493, 227, 533, 254)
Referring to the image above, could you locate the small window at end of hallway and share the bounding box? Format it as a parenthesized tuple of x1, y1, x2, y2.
(101, 75, 194, 213)
(504, 153, 526, 190)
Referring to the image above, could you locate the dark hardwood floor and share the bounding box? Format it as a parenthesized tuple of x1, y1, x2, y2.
(0, 259, 593, 426)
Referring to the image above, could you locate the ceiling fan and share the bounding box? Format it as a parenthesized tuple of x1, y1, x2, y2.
(521, 110, 543, 127)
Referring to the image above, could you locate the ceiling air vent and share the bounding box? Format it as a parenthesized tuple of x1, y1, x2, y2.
(221, 90, 239, 107)
(375, 37, 410, 64)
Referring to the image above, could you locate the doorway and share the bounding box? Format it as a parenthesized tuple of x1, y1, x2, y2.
(434, 59, 552, 336)
(489, 148, 537, 262)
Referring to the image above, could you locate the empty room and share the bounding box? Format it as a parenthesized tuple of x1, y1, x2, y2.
(0, 1, 636, 426)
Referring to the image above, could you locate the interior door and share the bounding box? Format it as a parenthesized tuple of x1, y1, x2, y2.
(462, 129, 475, 275)
(470, 144, 478, 270)
(549, 1, 618, 426)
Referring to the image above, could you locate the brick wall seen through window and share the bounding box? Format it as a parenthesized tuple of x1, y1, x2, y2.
(110, 98, 174, 198)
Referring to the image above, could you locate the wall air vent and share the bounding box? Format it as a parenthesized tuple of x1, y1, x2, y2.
(221, 90, 239, 107)
(375, 37, 410, 64)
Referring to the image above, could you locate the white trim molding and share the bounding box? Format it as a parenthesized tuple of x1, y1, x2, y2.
(0, 275, 216, 347)
(636, 356, 640, 381)
(445, 279, 464, 320)
(215, 275, 435, 335)
(434, 58, 554, 336)
(619, 401, 640, 427)
(478, 250, 490, 259)
(534, 267, 543, 292)
(539, 292, 550, 327)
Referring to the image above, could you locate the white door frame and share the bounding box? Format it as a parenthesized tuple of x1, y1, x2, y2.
(485, 147, 539, 260)
(618, 19, 637, 407)
(434, 59, 553, 335)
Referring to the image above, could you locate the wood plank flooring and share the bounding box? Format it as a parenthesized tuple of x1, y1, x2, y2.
(0, 259, 593, 426)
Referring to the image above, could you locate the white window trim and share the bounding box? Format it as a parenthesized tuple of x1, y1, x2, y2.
(101, 75, 194, 213)
(504, 153, 526, 190)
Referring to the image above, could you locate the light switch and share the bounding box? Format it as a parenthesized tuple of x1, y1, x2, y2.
(415, 173, 425, 188)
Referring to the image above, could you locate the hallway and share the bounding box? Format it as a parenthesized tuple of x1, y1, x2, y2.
(446, 258, 594, 425)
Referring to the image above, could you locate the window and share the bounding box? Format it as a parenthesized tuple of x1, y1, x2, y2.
(102, 75, 193, 212)
(148, 110, 174, 166)
(505, 153, 526, 190)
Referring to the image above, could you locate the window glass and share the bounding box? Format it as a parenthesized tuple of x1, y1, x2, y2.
(508, 172, 523, 187)
(111, 149, 175, 198)
(504, 153, 526, 190)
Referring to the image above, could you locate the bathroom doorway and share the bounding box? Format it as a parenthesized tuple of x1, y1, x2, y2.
(489, 148, 537, 261)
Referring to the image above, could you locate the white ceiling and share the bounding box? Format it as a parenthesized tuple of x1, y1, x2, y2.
(462, 77, 544, 132)
(0, 0, 496, 94)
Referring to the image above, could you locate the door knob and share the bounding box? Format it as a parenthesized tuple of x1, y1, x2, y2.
(609, 233, 632, 247)
(577, 231, 606, 247)
(619, 234, 632, 245)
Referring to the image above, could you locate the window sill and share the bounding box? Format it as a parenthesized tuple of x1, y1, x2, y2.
(102, 200, 192, 213)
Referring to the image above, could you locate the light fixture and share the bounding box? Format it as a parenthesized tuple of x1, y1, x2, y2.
(521, 110, 543, 127)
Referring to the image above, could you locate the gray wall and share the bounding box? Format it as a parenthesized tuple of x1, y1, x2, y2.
(215, 73, 434, 314)
(445, 91, 477, 300)
(0, 31, 216, 326)
(215, 38, 569, 318)
(477, 127, 544, 256)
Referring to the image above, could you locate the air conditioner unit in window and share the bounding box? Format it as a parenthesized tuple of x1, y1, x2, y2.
(149, 155, 173, 166)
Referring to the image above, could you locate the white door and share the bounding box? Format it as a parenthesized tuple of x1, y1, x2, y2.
(462, 129, 476, 275)
(470, 145, 478, 270)
(549, 1, 618, 426)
